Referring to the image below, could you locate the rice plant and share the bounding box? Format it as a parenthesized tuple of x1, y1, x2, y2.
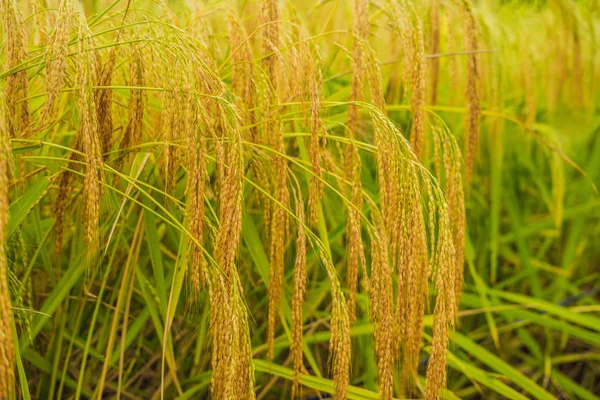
(1, 0, 599, 399)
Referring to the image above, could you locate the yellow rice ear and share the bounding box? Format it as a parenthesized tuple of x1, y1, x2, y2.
(370, 224, 394, 399)
(41, 0, 74, 130)
(2, 0, 31, 139)
(346, 0, 369, 327)
(453, 0, 481, 184)
(118, 44, 145, 161)
(211, 121, 254, 399)
(95, 49, 116, 158)
(317, 248, 351, 400)
(291, 193, 307, 398)
(75, 15, 103, 270)
(228, 14, 257, 143)
(425, 203, 457, 400)
(261, 0, 290, 363)
(429, 0, 441, 105)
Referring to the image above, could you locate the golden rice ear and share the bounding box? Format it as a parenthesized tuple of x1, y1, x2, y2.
(260, 0, 290, 361)
(261, 0, 280, 83)
(386, 1, 426, 160)
(409, 7, 426, 160)
(369, 224, 394, 399)
(210, 273, 255, 400)
(53, 126, 84, 261)
(348, 0, 368, 135)
(363, 100, 460, 396)
(232, 275, 256, 400)
(210, 119, 254, 399)
(291, 191, 307, 399)
(0, 97, 15, 400)
(184, 94, 207, 299)
(399, 173, 429, 395)
(117, 43, 145, 166)
(346, 0, 369, 326)
(431, 123, 466, 308)
(53, 163, 73, 260)
(266, 156, 288, 360)
(228, 14, 257, 142)
(424, 293, 449, 400)
(447, 6, 460, 108)
(345, 152, 364, 326)
(41, 0, 74, 130)
(2, 0, 31, 139)
(158, 48, 202, 196)
(429, 0, 441, 105)
(209, 272, 234, 399)
(74, 15, 103, 270)
(453, 0, 481, 184)
(386, 0, 414, 105)
(347, 28, 393, 328)
(30, 0, 49, 46)
(317, 248, 351, 400)
(294, 37, 326, 229)
(425, 204, 457, 400)
(95, 49, 117, 158)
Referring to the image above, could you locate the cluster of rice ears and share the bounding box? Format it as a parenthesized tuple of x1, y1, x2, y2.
(0, 0, 597, 399)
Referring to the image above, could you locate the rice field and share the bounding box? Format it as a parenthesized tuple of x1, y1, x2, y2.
(1, 0, 599, 399)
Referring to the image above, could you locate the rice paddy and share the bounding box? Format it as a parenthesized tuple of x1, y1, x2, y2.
(1, 0, 599, 399)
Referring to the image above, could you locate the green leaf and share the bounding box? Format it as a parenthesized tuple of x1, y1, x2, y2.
(453, 332, 557, 400)
(8, 177, 51, 239)
(253, 359, 382, 400)
(488, 289, 600, 333)
(18, 253, 86, 353)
